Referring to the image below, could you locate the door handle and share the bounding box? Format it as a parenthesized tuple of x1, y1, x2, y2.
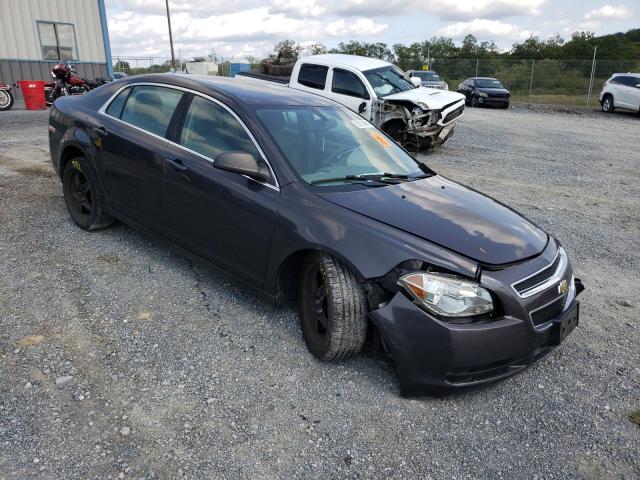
(92, 126, 108, 137)
(164, 157, 187, 173)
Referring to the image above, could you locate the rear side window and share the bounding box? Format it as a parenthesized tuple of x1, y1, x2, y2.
(332, 69, 369, 99)
(105, 87, 130, 118)
(298, 64, 328, 90)
(119, 85, 183, 137)
(180, 95, 261, 161)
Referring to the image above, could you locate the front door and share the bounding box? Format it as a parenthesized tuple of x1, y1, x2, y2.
(329, 68, 372, 120)
(161, 94, 280, 288)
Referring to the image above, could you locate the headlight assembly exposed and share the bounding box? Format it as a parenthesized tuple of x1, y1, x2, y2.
(399, 272, 493, 318)
(478, 92, 488, 97)
(417, 102, 430, 110)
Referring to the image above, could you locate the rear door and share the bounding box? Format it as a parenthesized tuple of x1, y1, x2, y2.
(97, 84, 185, 229)
(329, 67, 372, 120)
(161, 94, 280, 287)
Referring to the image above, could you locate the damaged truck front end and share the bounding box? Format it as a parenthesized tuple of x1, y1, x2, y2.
(376, 95, 466, 150)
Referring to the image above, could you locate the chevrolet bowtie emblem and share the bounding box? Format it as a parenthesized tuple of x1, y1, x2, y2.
(558, 279, 569, 295)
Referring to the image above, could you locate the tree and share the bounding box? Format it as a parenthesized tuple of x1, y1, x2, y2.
(307, 43, 327, 56)
(113, 59, 130, 71)
(329, 41, 392, 60)
(273, 40, 302, 62)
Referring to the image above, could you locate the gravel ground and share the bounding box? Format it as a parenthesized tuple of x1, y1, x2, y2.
(0, 105, 638, 480)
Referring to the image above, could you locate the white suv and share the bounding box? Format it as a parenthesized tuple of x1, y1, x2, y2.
(599, 73, 640, 113)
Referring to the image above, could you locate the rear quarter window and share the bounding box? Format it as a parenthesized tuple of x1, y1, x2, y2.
(298, 64, 328, 90)
(105, 87, 130, 118)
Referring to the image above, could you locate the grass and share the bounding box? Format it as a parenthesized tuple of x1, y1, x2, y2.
(511, 94, 599, 108)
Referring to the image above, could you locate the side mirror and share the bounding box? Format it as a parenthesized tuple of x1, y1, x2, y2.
(214, 152, 269, 183)
(358, 102, 367, 113)
(410, 77, 422, 88)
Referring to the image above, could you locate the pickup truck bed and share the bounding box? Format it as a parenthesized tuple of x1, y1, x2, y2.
(236, 71, 289, 85)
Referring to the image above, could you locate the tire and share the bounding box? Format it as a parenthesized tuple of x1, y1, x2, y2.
(0, 89, 14, 111)
(601, 94, 615, 113)
(62, 156, 113, 230)
(501, 102, 510, 109)
(298, 252, 368, 361)
(471, 95, 479, 108)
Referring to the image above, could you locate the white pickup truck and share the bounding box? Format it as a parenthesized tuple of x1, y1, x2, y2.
(237, 54, 466, 149)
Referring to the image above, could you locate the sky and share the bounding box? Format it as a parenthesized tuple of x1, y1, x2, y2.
(105, 0, 639, 61)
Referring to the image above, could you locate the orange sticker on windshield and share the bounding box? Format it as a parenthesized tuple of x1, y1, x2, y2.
(370, 132, 391, 148)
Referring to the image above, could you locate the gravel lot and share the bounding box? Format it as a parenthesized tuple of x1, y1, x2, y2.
(0, 105, 638, 480)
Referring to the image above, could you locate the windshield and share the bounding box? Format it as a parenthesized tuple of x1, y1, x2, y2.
(364, 66, 414, 97)
(412, 71, 441, 81)
(475, 78, 504, 88)
(255, 106, 427, 186)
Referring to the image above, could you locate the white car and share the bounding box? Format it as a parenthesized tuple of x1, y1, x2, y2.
(599, 73, 640, 113)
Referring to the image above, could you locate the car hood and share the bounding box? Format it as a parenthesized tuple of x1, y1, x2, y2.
(477, 87, 510, 95)
(318, 175, 548, 265)
(382, 88, 465, 109)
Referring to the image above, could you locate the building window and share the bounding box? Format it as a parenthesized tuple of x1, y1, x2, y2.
(37, 22, 77, 60)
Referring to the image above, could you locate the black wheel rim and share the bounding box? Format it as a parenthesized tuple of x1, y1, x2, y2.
(68, 169, 92, 219)
(304, 265, 330, 344)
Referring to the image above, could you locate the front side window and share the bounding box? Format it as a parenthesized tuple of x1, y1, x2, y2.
(119, 86, 183, 137)
(256, 106, 426, 186)
(298, 64, 328, 90)
(332, 69, 369, 99)
(37, 22, 77, 60)
(180, 95, 262, 162)
(364, 66, 414, 97)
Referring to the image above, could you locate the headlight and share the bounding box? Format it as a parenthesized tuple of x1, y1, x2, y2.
(417, 102, 430, 110)
(478, 92, 488, 97)
(398, 272, 493, 318)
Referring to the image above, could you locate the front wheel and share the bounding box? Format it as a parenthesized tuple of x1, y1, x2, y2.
(62, 156, 113, 230)
(0, 89, 14, 111)
(298, 252, 368, 361)
(471, 96, 479, 107)
(601, 94, 614, 113)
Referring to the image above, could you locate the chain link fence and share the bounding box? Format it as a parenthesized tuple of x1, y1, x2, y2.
(113, 56, 640, 107)
(395, 58, 640, 107)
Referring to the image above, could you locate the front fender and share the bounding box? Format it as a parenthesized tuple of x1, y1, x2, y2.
(264, 182, 478, 294)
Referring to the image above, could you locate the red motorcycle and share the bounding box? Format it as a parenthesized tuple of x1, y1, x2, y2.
(45, 61, 111, 106)
(0, 82, 15, 111)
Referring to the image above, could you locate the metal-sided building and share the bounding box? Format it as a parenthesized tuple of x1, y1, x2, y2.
(0, 0, 112, 98)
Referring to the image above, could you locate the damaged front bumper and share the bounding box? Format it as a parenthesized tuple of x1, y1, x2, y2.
(401, 99, 465, 142)
(368, 277, 584, 396)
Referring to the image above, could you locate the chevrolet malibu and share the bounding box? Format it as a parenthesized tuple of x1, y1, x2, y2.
(48, 74, 584, 395)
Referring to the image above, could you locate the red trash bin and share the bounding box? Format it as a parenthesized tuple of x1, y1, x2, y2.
(18, 80, 46, 110)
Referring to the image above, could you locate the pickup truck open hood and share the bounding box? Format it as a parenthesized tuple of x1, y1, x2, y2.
(318, 175, 548, 265)
(382, 88, 465, 110)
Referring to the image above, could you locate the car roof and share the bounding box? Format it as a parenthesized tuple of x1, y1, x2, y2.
(120, 73, 338, 107)
(471, 77, 499, 81)
(612, 72, 640, 77)
(298, 54, 391, 72)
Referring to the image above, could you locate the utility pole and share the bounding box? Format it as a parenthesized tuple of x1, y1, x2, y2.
(165, 0, 176, 71)
(529, 59, 535, 97)
(587, 45, 597, 108)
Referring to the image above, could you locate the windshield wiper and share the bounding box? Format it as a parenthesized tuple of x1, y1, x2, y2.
(310, 172, 422, 185)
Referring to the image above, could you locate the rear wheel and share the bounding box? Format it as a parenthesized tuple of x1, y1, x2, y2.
(602, 94, 614, 113)
(62, 156, 113, 230)
(298, 252, 368, 361)
(0, 89, 14, 111)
